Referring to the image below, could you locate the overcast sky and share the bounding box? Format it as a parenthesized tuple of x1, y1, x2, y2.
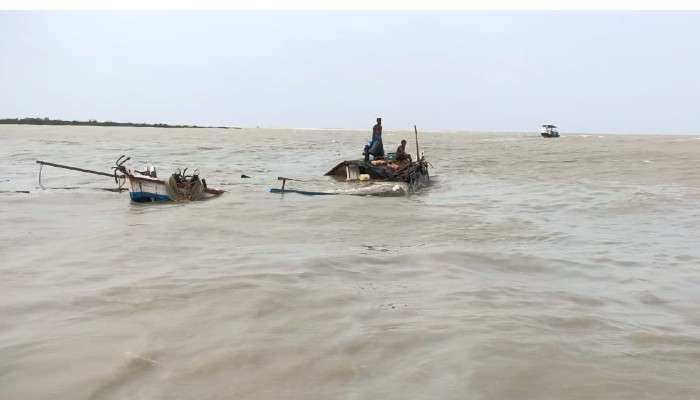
(1, 11, 699, 133)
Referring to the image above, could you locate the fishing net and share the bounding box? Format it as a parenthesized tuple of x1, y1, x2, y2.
(165, 175, 205, 201)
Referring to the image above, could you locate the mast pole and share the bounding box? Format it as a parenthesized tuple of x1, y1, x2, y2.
(414, 125, 420, 162)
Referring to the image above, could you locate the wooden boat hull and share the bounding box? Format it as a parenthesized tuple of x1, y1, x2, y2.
(325, 159, 430, 193)
(126, 175, 172, 202)
(124, 173, 224, 203)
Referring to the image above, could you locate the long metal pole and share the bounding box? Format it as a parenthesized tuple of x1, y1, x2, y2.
(36, 160, 116, 178)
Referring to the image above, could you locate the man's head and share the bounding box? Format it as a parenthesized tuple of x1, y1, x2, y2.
(376, 117, 382, 124)
(401, 139, 407, 147)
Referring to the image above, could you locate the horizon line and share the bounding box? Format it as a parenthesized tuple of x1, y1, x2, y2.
(1, 115, 698, 136)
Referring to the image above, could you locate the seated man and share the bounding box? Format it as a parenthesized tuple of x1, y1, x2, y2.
(395, 139, 412, 162)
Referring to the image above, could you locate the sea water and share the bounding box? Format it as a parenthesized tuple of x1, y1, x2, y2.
(1, 125, 699, 399)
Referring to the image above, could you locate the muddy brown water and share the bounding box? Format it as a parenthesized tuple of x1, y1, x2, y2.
(1, 125, 699, 399)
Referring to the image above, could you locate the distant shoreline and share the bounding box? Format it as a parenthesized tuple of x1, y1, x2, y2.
(0, 117, 241, 129)
(1, 119, 696, 136)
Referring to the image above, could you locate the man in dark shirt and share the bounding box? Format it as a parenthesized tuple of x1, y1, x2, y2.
(395, 139, 412, 162)
(366, 117, 384, 160)
(372, 118, 382, 139)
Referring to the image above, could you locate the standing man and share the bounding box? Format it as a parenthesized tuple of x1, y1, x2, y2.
(365, 117, 385, 160)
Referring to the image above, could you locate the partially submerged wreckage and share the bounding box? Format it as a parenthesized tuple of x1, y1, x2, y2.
(113, 156, 224, 202)
(324, 157, 429, 190)
(34, 125, 431, 201)
(271, 125, 430, 196)
(36, 155, 224, 203)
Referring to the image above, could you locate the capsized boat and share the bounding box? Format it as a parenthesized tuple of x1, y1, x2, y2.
(325, 124, 430, 192)
(324, 156, 429, 192)
(113, 156, 224, 202)
(271, 125, 430, 196)
(35, 156, 224, 203)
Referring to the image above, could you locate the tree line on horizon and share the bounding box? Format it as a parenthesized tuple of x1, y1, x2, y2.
(0, 117, 236, 129)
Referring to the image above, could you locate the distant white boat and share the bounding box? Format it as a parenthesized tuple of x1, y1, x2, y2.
(540, 124, 560, 138)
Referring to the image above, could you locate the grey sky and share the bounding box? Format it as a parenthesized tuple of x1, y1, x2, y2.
(1, 11, 699, 133)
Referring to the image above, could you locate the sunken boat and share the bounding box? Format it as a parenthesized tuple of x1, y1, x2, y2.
(270, 125, 430, 196)
(324, 125, 430, 193)
(271, 157, 429, 197)
(113, 156, 224, 202)
(324, 156, 429, 193)
(36, 155, 224, 203)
